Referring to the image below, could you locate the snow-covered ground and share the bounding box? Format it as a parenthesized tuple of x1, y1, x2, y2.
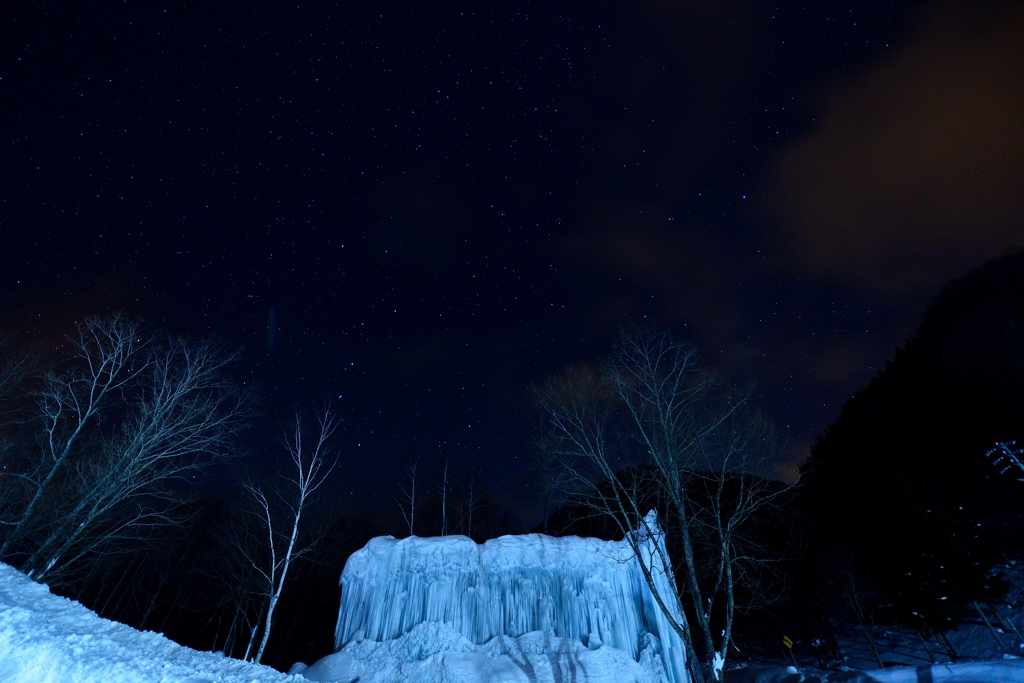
(0, 561, 299, 683)
(724, 660, 1024, 682)
(944, 563, 1024, 662)
(293, 622, 667, 683)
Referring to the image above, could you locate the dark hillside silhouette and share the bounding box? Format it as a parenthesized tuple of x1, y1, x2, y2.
(801, 249, 1024, 630)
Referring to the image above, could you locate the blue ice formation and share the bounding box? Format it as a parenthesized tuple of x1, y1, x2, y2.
(334, 511, 688, 683)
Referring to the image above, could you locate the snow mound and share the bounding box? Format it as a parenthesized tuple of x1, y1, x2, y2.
(724, 660, 1024, 682)
(321, 511, 688, 683)
(0, 561, 297, 683)
(294, 621, 666, 683)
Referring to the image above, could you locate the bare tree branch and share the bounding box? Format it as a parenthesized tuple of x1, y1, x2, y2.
(243, 408, 338, 664)
(536, 328, 796, 683)
(0, 315, 251, 588)
(393, 457, 419, 536)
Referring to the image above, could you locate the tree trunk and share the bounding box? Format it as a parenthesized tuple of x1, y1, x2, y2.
(917, 630, 937, 663)
(254, 502, 303, 663)
(98, 556, 137, 618)
(974, 601, 1008, 653)
(243, 615, 260, 662)
(860, 619, 884, 668)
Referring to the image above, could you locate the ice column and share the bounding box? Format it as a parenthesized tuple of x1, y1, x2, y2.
(335, 512, 689, 683)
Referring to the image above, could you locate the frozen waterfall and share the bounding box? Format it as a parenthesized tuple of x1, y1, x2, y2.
(331, 511, 689, 683)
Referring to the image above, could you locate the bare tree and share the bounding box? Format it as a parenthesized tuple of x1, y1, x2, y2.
(243, 408, 338, 664)
(0, 335, 40, 524)
(536, 329, 794, 683)
(439, 457, 450, 536)
(813, 547, 885, 668)
(460, 471, 486, 539)
(393, 456, 420, 536)
(210, 503, 276, 660)
(0, 316, 147, 562)
(0, 315, 250, 585)
(532, 421, 573, 534)
(0, 333, 35, 409)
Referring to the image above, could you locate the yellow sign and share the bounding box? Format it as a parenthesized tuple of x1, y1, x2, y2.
(782, 635, 794, 650)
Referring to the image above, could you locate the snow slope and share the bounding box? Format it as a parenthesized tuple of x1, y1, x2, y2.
(294, 621, 668, 683)
(327, 511, 688, 683)
(944, 563, 1024, 662)
(724, 660, 1024, 682)
(0, 561, 298, 683)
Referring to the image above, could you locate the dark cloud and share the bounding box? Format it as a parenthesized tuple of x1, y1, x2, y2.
(573, 209, 745, 342)
(760, 2, 1024, 298)
(641, 0, 756, 76)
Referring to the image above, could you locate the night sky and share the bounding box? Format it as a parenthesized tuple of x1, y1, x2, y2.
(3, 1, 1022, 515)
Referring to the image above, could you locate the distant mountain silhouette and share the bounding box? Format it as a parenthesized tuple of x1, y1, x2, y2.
(801, 248, 1024, 629)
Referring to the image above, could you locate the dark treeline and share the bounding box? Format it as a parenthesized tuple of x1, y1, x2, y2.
(798, 249, 1024, 635)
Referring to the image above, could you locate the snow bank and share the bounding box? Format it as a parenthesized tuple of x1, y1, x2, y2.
(0, 561, 297, 683)
(724, 660, 1024, 682)
(294, 621, 667, 683)
(320, 511, 688, 683)
(870, 660, 1024, 682)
